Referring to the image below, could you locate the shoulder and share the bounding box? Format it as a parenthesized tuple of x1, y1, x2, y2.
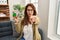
(36, 16, 40, 22)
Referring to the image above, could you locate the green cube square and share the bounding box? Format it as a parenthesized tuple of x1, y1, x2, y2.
(13, 12, 16, 17)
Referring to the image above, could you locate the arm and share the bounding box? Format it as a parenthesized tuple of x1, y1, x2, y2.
(14, 17, 23, 33)
(34, 16, 40, 25)
(34, 16, 41, 40)
(35, 25, 41, 40)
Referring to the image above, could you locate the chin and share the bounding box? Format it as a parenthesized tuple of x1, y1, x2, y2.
(28, 15, 32, 17)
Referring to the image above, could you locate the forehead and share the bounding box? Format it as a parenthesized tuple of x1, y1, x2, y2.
(27, 6, 33, 9)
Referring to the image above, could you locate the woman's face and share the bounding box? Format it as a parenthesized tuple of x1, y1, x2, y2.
(27, 6, 34, 17)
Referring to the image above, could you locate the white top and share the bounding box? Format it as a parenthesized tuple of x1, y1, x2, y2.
(23, 24, 33, 40)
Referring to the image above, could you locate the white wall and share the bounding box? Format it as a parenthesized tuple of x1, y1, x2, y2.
(38, 0, 50, 40)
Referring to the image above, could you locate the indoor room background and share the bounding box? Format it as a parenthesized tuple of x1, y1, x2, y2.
(9, 0, 50, 40)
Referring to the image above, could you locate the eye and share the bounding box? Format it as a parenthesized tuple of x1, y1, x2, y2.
(27, 9, 33, 11)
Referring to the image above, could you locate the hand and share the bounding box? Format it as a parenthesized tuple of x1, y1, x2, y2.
(15, 18, 19, 23)
(13, 17, 19, 24)
(29, 16, 36, 24)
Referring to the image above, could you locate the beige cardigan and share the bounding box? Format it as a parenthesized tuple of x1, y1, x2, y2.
(15, 17, 41, 40)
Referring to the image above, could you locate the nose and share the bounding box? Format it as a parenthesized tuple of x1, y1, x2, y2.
(28, 10, 32, 14)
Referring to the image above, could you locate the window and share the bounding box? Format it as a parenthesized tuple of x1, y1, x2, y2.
(48, 0, 60, 40)
(57, 11, 60, 35)
(57, 0, 60, 36)
(25, 0, 38, 13)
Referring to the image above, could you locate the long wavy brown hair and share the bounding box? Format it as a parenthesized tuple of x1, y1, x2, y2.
(21, 3, 37, 25)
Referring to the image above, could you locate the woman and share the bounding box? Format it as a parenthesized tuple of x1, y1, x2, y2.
(15, 3, 41, 40)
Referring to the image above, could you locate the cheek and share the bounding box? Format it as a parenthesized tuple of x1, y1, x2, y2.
(31, 11, 34, 14)
(27, 11, 29, 14)
(27, 11, 29, 16)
